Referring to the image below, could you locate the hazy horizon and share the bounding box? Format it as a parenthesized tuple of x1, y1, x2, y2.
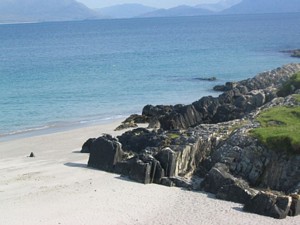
(77, 0, 222, 9)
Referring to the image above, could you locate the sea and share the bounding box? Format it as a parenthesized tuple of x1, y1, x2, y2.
(1, 13, 300, 140)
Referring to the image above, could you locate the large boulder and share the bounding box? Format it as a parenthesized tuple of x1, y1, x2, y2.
(88, 135, 124, 172)
(201, 163, 257, 204)
(216, 179, 258, 204)
(81, 138, 96, 153)
(244, 192, 292, 219)
(201, 163, 234, 194)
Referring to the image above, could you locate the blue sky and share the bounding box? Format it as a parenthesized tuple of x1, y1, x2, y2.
(77, 0, 220, 9)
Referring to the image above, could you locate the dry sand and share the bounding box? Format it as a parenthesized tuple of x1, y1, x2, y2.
(0, 120, 299, 225)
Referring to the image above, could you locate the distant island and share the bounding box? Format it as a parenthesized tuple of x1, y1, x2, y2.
(1, 0, 300, 24)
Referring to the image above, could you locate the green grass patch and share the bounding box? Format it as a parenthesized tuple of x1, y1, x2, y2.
(167, 133, 180, 139)
(251, 106, 300, 154)
(277, 72, 300, 97)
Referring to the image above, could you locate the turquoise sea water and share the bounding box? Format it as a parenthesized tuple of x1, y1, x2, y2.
(0, 13, 300, 139)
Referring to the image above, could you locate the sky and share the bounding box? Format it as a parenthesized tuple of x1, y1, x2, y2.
(77, 0, 221, 9)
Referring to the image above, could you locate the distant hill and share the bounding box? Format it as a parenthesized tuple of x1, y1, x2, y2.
(96, 4, 157, 19)
(140, 5, 213, 18)
(223, 0, 300, 14)
(0, 0, 101, 23)
(1, 0, 299, 23)
(196, 0, 241, 12)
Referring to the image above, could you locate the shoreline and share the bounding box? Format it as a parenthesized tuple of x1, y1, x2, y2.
(0, 115, 129, 143)
(0, 119, 299, 224)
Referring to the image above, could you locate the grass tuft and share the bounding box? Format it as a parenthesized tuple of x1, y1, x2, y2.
(277, 72, 300, 97)
(251, 106, 300, 154)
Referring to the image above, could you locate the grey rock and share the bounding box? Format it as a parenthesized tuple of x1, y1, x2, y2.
(142, 104, 175, 118)
(201, 163, 235, 194)
(128, 159, 152, 184)
(289, 195, 300, 216)
(216, 179, 258, 204)
(114, 157, 152, 184)
(123, 114, 149, 124)
(161, 177, 175, 187)
(117, 128, 162, 153)
(169, 176, 192, 189)
(114, 122, 138, 131)
(115, 114, 149, 131)
(139, 153, 165, 184)
(88, 134, 124, 172)
(244, 192, 292, 219)
(155, 147, 177, 177)
(115, 153, 165, 184)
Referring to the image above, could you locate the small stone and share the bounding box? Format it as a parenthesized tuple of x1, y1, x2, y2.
(29, 152, 35, 157)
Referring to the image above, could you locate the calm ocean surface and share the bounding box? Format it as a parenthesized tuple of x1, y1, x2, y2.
(1, 13, 300, 139)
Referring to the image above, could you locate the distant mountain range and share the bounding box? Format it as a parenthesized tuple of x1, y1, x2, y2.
(196, 0, 242, 12)
(0, 0, 101, 23)
(140, 5, 213, 18)
(97, 1, 241, 19)
(95, 0, 300, 19)
(223, 0, 300, 14)
(0, 0, 300, 24)
(95, 4, 157, 19)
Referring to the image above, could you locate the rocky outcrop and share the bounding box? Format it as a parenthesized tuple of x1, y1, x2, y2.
(140, 63, 300, 130)
(86, 95, 300, 193)
(282, 49, 300, 58)
(203, 96, 300, 193)
(82, 64, 300, 219)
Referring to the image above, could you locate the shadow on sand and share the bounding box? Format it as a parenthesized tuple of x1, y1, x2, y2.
(64, 162, 88, 168)
(72, 150, 84, 153)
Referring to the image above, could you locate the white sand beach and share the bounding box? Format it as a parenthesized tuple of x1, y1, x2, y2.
(0, 120, 299, 225)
